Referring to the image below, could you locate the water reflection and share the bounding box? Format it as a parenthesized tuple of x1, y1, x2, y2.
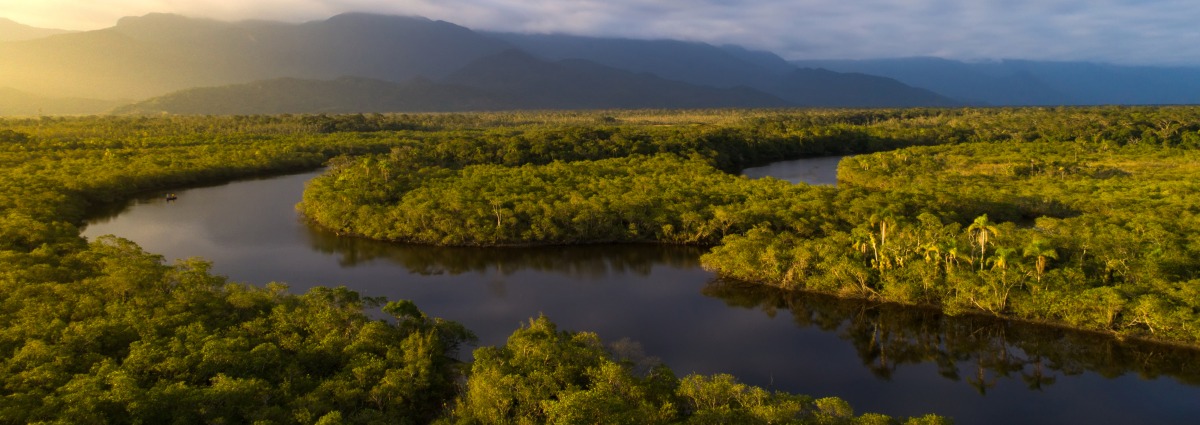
(704, 279, 1200, 391)
(303, 225, 704, 278)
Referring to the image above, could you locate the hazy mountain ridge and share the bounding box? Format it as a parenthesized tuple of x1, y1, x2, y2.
(489, 33, 789, 89)
(442, 49, 792, 109)
(0, 18, 75, 41)
(487, 32, 957, 108)
(112, 77, 508, 115)
(0, 87, 121, 116)
(116, 51, 793, 114)
(771, 68, 962, 107)
(0, 13, 513, 100)
(4, 12, 1192, 115)
(793, 57, 1200, 105)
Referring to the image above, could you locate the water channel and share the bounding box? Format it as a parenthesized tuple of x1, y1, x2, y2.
(82, 157, 1200, 424)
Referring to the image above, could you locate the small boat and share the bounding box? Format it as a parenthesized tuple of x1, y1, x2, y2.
(165, 193, 178, 201)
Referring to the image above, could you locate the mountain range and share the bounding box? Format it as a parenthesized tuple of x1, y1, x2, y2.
(1, 13, 1197, 116)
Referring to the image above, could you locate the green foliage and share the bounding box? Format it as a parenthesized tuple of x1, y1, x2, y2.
(443, 316, 938, 425)
(705, 123, 1200, 344)
(0, 236, 471, 424)
(300, 154, 813, 246)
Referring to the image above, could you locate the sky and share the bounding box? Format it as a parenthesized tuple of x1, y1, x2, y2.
(2, 0, 1198, 65)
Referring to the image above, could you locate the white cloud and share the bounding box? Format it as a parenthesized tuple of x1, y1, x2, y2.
(0, 0, 1196, 65)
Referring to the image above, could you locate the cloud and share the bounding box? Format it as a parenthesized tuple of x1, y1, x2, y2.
(1, 0, 1196, 65)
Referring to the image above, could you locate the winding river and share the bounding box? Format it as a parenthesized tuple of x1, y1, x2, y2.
(82, 157, 1200, 424)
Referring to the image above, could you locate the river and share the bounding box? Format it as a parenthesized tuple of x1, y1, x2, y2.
(82, 157, 1200, 424)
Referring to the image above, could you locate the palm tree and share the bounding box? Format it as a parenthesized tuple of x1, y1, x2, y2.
(1022, 238, 1058, 285)
(869, 211, 896, 250)
(866, 210, 897, 270)
(968, 215, 1000, 270)
(944, 240, 969, 269)
(988, 247, 1016, 272)
(920, 242, 941, 264)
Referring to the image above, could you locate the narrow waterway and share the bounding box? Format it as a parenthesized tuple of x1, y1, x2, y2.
(81, 158, 1200, 424)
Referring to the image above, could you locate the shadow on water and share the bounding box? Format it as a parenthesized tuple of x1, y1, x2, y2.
(302, 224, 705, 278)
(83, 169, 326, 225)
(703, 278, 1200, 392)
(86, 193, 181, 225)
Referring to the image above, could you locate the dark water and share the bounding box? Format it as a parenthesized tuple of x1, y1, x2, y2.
(82, 159, 1200, 424)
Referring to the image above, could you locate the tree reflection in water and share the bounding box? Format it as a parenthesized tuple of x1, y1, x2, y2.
(304, 222, 1200, 396)
(702, 278, 1200, 393)
(304, 223, 704, 278)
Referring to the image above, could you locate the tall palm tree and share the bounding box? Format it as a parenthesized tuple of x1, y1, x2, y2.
(968, 215, 1000, 270)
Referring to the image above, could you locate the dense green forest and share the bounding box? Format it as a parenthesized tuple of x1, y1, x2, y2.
(706, 137, 1200, 343)
(298, 107, 1200, 347)
(0, 112, 958, 423)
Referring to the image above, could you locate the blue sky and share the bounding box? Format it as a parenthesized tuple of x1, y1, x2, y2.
(2, 0, 1197, 65)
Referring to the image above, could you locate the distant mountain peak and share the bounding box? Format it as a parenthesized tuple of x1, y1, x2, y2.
(324, 12, 432, 23)
(0, 17, 76, 41)
(115, 13, 220, 27)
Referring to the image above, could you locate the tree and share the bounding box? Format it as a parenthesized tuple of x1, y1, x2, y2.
(1022, 238, 1058, 285)
(968, 215, 1000, 270)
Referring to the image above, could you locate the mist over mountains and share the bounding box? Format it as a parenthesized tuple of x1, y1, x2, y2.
(2, 12, 1197, 116)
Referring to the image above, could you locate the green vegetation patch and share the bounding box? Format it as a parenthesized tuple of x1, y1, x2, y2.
(300, 153, 827, 246)
(0, 236, 473, 424)
(439, 316, 947, 425)
(704, 140, 1200, 344)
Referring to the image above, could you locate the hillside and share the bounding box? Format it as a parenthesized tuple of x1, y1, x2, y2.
(443, 50, 791, 110)
(0, 87, 120, 116)
(114, 52, 794, 115)
(0, 13, 512, 100)
(491, 33, 956, 108)
(0, 18, 74, 41)
(769, 68, 961, 107)
(491, 33, 790, 89)
(112, 77, 506, 115)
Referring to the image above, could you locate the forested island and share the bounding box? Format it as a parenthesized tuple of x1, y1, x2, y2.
(0, 111, 965, 423)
